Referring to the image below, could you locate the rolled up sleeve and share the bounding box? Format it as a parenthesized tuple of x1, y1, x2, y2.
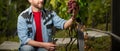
(52, 11, 66, 29)
(17, 15, 31, 45)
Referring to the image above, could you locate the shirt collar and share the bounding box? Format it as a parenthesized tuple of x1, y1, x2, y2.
(28, 6, 33, 15)
(28, 6, 43, 15)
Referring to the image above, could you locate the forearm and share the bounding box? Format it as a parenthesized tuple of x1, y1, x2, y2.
(27, 40, 56, 50)
(27, 40, 44, 48)
(64, 18, 74, 29)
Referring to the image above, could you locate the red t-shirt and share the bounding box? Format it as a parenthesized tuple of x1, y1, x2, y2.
(33, 11, 43, 42)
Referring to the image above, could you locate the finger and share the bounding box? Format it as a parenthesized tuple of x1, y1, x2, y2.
(51, 44, 57, 47)
(50, 47, 54, 49)
(49, 47, 55, 51)
(49, 49, 54, 51)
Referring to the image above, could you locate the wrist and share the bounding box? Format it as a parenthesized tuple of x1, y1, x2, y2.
(39, 42, 45, 48)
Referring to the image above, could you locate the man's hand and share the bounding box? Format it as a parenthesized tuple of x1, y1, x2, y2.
(27, 40, 56, 51)
(71, 9, 79, 20)
(42, 42, 56, 51)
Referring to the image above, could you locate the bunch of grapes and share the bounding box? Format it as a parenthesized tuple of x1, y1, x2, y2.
(67, 0, 80, 14)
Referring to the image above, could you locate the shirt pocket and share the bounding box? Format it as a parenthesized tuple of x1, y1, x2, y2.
(45, 20, 53, 42)
(45, 20, 53, 34)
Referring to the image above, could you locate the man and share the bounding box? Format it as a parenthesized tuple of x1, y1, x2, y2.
(17, 0, 78, 51)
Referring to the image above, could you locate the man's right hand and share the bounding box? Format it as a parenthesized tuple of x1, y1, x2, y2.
(28, 40, 56, 51)
(42, 42, 56, 51)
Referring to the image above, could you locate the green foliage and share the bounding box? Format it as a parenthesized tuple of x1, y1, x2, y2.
(48, 0, 111, 29)
(87, 0, 111, 28)
(0, 34, 19, 44)
(0, 0, 29, 35)
(86, 36, 111, 51)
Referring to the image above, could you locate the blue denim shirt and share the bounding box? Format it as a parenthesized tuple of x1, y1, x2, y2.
(17, 6, 66, 50)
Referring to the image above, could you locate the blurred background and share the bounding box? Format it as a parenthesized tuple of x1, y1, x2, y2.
(0, 0, 112, 51)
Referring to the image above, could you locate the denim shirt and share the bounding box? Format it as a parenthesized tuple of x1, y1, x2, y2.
(17, 6, 66, 50)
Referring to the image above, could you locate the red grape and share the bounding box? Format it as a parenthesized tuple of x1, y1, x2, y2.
(67, 0, 80, 14)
